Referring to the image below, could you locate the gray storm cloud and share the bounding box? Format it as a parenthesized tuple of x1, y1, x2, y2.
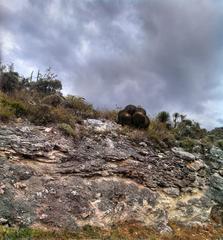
(1, 0, 223, 128)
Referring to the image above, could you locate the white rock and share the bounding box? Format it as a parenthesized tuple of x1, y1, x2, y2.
(172, 147, 196, 161)
(0, 218, 8, 224)
(36, 192, 43, 198)
(39, 214, 48, 220)
(84, 119, 119, 132)
(106, 138, 115, 149)
(147, 164, 152, 169)
(0, 183, 5, 195)
(139, 142, 147, 147)
(71, 190, 78, 196)
(45, 127, 53, 133)
(14, 182, 27, 189)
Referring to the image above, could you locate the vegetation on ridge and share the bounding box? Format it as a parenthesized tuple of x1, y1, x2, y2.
(0, 63, 222, 151)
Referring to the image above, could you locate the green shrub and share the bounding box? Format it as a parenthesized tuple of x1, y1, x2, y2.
(51, 107, 77, 126)
(148, 119, 175, 146)
(182, 119, 193, 126)
(1, 99, 27, 117)
(179, 137, 196, 152)
(64, 95, 95, 118)
(126, 128, 148, 142)
(58, 123, 76, 138)
(0, 105, 14, 122)
(29, 68, 62, 95)
(0, 71, 20, 94)
(32, 79, 62, 95)
(200, 136, 213, 151)
(42, 94, 64, 107)
(208, 127, 223, 141)
(156, 111, 170, 123)
(0, 91, 27, 121)
(28, 104, 54, 125)
(216, 140, 223, 150)
(175, 120, 206, 140)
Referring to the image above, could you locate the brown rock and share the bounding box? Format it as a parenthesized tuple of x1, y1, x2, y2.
(117, 110, 132, 126)
(132, 111, 149, 128)
(124, 104, 137, 115)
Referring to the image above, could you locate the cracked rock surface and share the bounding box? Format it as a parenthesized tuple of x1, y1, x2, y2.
(0, 120, 222, 232)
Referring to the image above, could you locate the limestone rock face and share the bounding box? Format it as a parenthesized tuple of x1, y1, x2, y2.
(0, 120, 221, 232)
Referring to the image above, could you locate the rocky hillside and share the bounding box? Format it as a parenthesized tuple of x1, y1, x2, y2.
(0, 118, 223, 238)
(0, 65, 223, 239)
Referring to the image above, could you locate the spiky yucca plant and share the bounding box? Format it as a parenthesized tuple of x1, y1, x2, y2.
(157, 111, 170, 123)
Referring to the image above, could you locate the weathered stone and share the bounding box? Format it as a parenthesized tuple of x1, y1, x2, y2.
(0, 217, 8, 225)
(163, 187, 180, 197)
(172, 147, 196, 161)
(0, 183, 5, 195)
(219, 169, 223, 176)
(139, 142, 147, 147)
(210, 204, 223, 225)
(208, 173, 223, 203)
(197, 168, 207, 177)
(9, 165, 33, 181)
(84, 119, 120, 132)
(14, 182, 27, 189)
(210, 146, 223, 161)
(187, 160, 205, 171)
(0, 122, 220, 231)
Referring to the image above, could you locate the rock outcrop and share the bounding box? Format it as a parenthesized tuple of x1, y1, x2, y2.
(0, 120, 222, 233)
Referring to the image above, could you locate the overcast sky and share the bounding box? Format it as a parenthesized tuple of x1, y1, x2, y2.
(1, 0, 223, 129)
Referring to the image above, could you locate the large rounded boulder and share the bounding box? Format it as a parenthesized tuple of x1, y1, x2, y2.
(132, 111, 150, 129)
(117, 105, 150, 129)
(117, 110, 132, 126)
(124, 105, 137, 115)
(135, 107, 146, 115)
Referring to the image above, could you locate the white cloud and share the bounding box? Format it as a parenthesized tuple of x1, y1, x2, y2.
(1, 0, 223, 129)
(0, 0, 29, 12)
